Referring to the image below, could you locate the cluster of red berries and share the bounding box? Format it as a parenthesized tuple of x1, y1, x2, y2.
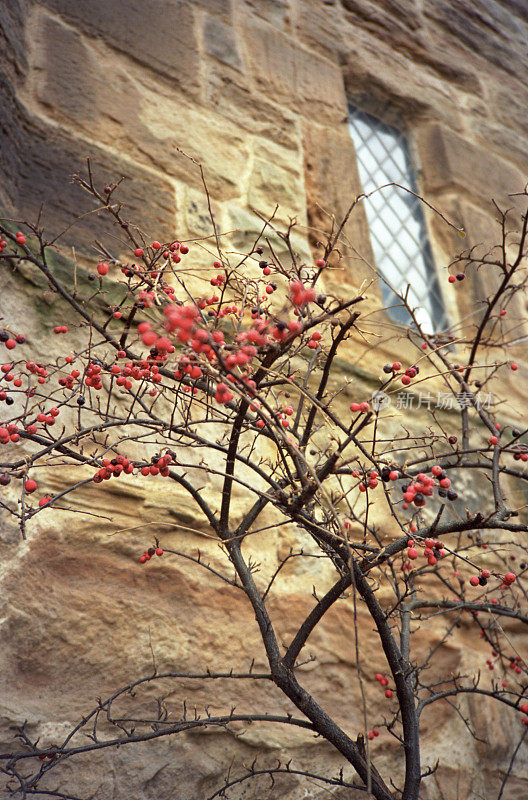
(289, 280, 316, 307)
(53, 325, 68, 334)
(84, 362, 104, 390)
(139, 546, 164, 563)
(139, 452, 173, 477)
(374, 672, 393, 699)
(93, 455, 135, 483)
(114, 359, 163, 390)
(469, 570, 515, 589)
(25, 360, 49, 385)
(307, 330, 321, 349)
(382, 361, 420, 386)
(448, 272, 465, 283)
(134, 241, 188, 261)
(356, 469, 380, 492)
(0, 330, 25, 351)
(407, 537, 447, 566)
(350, 401, 370, 413)
(0, 424, 20, 444)
(401, 466, 456, 510)
(506, 655, 522, 675)
(1, 363, 23, 392)
(173, 354, 203, 382)
(0, 232, 25, 255)
(33, 407, 60, 428)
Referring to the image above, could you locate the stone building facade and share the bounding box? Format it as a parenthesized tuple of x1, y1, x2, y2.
(1, 1, 528, 798)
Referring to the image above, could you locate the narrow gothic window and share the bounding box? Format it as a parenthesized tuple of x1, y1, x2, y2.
(348, 106, 447, 333)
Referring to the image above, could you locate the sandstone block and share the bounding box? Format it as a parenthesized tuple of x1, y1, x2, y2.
(243, 16, 347, 121)
(0, 75, 177, 252)
(423, 0, 528, 83)
(241, 0, 290, 28)
(203, 12, 243, 71)
(247, 139, 306, 224)
(302, 121, 374, 280)
(39, 0, 202, 95)
(205, 73, 299, 150)
(0, 0, 29, 80)
(292, 0, 348, 61)
(416, 123, 526, 208)
(225, 204, 311, 267)
(26, 14, 249, 203)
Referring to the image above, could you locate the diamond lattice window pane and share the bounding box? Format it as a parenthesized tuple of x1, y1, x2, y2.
(349, 107, 447, 333)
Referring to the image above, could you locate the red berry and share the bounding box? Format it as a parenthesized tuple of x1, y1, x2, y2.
(152, 241, 161, 250)
(97, 261, 109, 276)
(511, 363, 518, 371)
(384, 689, 392, 698)
(469, 576, 479, 586)
(156, 547, 163, 556)
(25, 479, 38, 493)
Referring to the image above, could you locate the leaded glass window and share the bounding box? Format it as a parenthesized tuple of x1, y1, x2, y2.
(348, 107, 447, 333)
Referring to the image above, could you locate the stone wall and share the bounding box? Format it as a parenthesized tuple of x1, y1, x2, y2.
(1, 1, 528, 798)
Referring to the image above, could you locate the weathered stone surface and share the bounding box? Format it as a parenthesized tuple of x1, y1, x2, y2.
(0, 74, 176, 251)
(302, 121, 374, 284)
(291, 0, 349, 61)
(225, 203, 312, 266)
(247, 138, 306, 224)
(243, 15, 347, 121)
(2, 2, 528, 798)
(241, 0, 291, 28)
(0, 0, 30, 81)
(203, 11, 243, 71)
(205, 73, 299, 150)
(39, 0, 202, 95)
(416, 123, 527, 209)
(25, 11, 249, 201)
(423, 0, 528, 83)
